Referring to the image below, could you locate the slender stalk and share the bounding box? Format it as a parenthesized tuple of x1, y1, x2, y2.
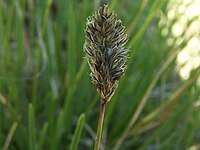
(84, 5, 129, 150)
(94, 100, 106, 150)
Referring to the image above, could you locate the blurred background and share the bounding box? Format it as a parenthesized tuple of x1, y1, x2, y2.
(0, 0, 199, 149)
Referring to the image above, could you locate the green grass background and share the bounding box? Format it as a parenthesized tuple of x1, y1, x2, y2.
(0, 0, 200, 149)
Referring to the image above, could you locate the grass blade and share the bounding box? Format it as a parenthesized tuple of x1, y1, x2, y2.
(28, 104, 36, 150)
(69, 113, 86, 150)
(38, 123, 48, 150)
(3, 122, 18, 150)
(51, 110, 64, 150)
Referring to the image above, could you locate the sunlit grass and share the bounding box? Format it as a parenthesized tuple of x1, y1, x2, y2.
(166, 0, 200, 80)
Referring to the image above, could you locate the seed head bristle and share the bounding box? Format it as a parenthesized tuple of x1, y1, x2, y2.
(84, 4, 129, 103)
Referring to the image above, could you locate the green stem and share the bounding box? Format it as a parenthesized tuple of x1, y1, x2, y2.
(94, 100, 106, 150)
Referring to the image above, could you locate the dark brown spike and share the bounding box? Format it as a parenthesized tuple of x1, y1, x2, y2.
(83, 4, 129, 103)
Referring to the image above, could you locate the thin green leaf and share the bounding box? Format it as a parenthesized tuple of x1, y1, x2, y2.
(69, 114, 86, 150)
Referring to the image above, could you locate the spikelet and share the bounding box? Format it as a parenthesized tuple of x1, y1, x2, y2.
(84, 4, 129, 104)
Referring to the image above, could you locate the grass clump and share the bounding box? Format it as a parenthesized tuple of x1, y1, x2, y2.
(0, 0, 200, 150)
